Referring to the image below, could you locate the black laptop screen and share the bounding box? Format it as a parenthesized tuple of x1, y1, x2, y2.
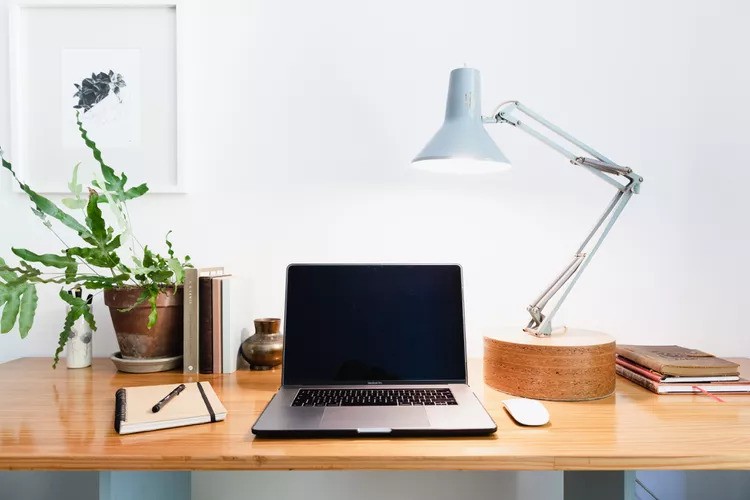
(282, 265, 467, 385)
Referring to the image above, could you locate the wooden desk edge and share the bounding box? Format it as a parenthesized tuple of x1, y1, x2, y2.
(2, 357, 750, 471)
(3, 455, 750, 472)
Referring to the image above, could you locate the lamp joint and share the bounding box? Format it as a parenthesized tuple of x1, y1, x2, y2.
(497, 113, 519, 126)
(523, 325, 552, 338)
(526, 306, 545, 327)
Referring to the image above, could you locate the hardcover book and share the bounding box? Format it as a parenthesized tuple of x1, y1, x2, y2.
(616, 345, 739, 377)
(182, 268, 200, 374)
(615, 355, 740, 383)
(615, 364, 750, 395)
(199, 276, 214, 374)
(198, 272, 232, 374)
(114, 382, 227, 435)
(216, 276, 234, 374)
(184, 267, 226, 374)
(212, 277, 222, 373)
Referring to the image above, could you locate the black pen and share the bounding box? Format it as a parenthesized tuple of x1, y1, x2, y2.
(152, 384, 186, 413)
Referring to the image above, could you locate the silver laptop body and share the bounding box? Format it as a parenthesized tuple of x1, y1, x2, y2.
(252, 264, 497, 437)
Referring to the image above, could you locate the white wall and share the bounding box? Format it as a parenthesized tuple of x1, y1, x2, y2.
(3, 0, 749, 363)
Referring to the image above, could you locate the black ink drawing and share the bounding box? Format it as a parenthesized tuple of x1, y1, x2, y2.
(73, 70, 126, 112)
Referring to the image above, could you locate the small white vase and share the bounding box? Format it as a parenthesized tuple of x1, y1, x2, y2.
(66, 315, 93, 369)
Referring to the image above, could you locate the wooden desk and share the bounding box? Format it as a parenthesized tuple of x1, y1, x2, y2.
(1, 358, 749, 472)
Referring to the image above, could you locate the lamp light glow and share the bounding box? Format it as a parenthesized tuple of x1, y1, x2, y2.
(412, 158, 511, 174)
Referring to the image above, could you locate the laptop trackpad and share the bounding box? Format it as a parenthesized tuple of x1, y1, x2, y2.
(321, 407, 430, 429)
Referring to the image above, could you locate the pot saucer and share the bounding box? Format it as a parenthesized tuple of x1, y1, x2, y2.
(110, 352, 182, 373)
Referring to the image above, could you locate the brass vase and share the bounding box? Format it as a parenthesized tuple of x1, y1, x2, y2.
(240, 318, 283, 370)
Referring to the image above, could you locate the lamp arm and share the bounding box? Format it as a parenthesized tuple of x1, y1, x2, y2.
(483, 101, 643, 337)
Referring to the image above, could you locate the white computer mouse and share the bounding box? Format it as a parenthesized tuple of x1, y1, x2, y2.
(502, 398, 550, 426)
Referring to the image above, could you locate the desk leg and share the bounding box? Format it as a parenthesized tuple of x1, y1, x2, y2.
(99, 471, 191, 500)
(564, 471, 635, 500)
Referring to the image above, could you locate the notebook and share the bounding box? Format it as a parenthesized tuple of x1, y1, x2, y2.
(114, 381, 227, 435)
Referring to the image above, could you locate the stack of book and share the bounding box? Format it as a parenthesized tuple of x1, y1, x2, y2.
(183, 267, 235, 375)
(615, 345, 749, 394)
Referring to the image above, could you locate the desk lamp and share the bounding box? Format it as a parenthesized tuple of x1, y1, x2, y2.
(413, 68, 643, 401)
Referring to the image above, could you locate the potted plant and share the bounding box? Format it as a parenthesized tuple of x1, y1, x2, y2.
(0, 114, 191, 367)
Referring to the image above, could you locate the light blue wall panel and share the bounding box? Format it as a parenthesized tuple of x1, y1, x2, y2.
(100, 471, 190, 500)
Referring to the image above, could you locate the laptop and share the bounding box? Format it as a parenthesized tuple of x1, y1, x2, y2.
(251, 264, 497, 437)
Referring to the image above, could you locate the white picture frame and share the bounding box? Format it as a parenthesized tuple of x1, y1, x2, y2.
(8, 1, 187, 193)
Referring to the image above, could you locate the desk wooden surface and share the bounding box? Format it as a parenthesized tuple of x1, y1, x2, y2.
(1, 357, 749, 471)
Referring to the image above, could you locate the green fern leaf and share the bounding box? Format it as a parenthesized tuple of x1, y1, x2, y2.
(53, 305, 83, 368)
(11, 248, 77, 269)
(147, 293, 158, 329)
(85, 191, 108, 242)
(18, 284, 38, 338)
(0, 257, 17, 283)
(81, 302, 96, 332)
(1, 287, 21, 333)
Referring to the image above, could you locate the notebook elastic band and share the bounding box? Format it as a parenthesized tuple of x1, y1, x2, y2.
(114, 388, 127, 433)
(197, 382, 217, 422)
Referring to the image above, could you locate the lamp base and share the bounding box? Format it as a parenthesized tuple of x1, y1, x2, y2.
(483, 327, 616, 401)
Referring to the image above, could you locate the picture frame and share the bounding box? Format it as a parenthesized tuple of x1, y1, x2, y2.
(7, 1, 188, 193)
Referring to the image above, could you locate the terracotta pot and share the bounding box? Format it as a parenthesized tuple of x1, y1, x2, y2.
(103, 286, 183, 359)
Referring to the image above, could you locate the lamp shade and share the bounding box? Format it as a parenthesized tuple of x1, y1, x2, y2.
(412, 67, 511, 174)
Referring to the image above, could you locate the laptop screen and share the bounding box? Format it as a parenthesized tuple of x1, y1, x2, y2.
(282, 264, 467, 385)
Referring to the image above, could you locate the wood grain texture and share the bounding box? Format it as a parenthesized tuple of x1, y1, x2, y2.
(484, 329, 616, 401)
(1, 357, 749, 471)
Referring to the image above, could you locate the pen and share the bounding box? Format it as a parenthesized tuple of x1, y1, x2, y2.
(152, 384, 186, 413)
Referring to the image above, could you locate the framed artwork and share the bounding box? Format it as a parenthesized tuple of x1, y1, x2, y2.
(8, 2, 186, 193)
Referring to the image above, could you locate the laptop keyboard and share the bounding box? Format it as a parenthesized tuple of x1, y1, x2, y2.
(291, 388, 457, 407)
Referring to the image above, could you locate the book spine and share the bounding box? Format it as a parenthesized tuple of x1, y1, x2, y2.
(662, 375, 741, 383)
(221, 279, 234, 373)
(183, 268, 200, 374)
(199, 277, 214, 374)
(615, 356, 663, 382)
(615, 346, 665, 373)
(114, 387, 127, 434)
(615, 364, 661, 394)
(212, 278, 222, 373)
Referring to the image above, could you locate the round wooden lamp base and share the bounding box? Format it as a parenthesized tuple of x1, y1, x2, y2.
(484, 327, 616, 401)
